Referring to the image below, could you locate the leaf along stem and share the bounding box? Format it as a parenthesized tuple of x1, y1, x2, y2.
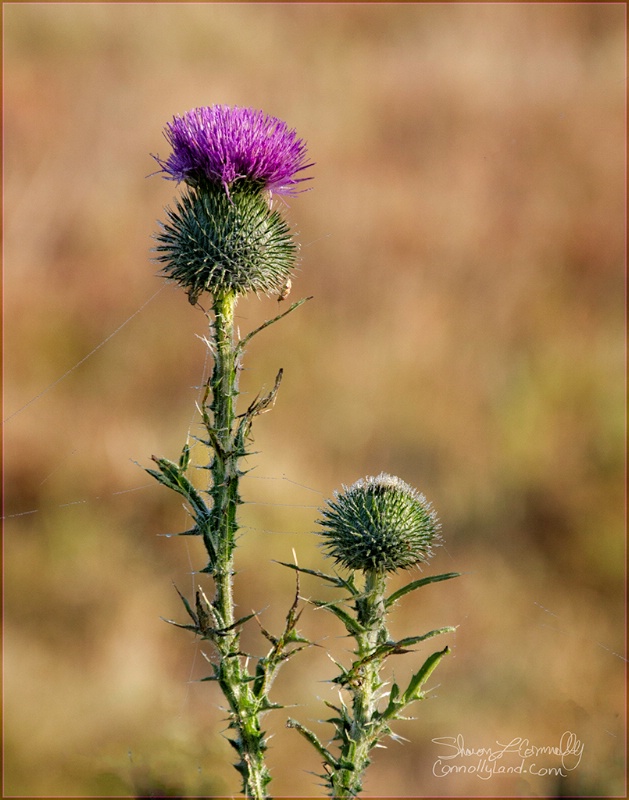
(152, 290, 312, 800)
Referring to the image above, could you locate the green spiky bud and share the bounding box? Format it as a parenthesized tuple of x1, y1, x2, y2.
(317, 473, 441, 573)
(154, 180, 297, 301)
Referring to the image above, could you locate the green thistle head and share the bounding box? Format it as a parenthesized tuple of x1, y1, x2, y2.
(317, 473, 441, 573)
(154, 181, 297, 301)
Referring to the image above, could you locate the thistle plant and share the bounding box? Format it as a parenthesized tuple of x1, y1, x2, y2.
(147, 106, 457, 798)
(146, 105, 313, 799)
(285, 473, 459, 798)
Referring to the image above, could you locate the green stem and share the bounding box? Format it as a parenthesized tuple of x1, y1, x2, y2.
(331, 569, 388, 799)
(205, 289, 271, 800)
(208, 289, 239, 634)
(155, 290, 310, 798)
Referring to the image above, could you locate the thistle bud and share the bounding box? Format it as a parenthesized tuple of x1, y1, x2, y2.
(154, 182, 296, 298)
(317, 473, 441, 573)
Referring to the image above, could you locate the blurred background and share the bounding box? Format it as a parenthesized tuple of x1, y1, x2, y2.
(3, 3, 625, 797)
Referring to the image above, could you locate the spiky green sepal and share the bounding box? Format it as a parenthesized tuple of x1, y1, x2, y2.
(316, 473, 441, 573)
(154, 180, 297, 303)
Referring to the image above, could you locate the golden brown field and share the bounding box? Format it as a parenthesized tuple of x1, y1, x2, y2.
(3, 3, 626, 797)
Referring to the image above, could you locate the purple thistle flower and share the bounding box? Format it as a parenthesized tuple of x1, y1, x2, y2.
(153, 105, 313, 195)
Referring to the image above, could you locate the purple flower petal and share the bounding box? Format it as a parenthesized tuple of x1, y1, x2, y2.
(153, 105, 313, 195)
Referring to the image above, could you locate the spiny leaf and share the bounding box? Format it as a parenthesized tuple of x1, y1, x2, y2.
(277, 561, 362, 598)
(174, 527, 202, 536)
(173, 583, 198, 625)
(148, 455, 211, 523)
(378, 681, 401, 721)
(311, 599, 366, 635)
(402, 646, 451, 705)
(237, 369, 283, 436)
(178, 442, 191, 471)
(385, 572, 461, 609)
(236, 296, 313, 354)
(286, 719, 339, 769)
(196, 587, 217, 633)
(276, 561, 347, 588)
(388, 627, 456, 650)
(323, 699, 343, 715)
(225, 611, 256, 632)
(259, 698, 284, 712)
(161, 616, 199, 633)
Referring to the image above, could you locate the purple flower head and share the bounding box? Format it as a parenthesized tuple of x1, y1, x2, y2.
(154, 105, 313, 195)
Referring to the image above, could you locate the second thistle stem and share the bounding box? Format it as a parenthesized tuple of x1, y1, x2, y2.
(331, 569, 388, 799)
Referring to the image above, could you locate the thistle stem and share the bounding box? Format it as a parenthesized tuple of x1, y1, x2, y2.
(208, 289, 239, 633)
(331, 569, 388, 799)
(204, 289, 271, 800)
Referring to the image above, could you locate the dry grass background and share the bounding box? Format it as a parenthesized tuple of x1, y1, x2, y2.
(3, 3, 626, 798)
